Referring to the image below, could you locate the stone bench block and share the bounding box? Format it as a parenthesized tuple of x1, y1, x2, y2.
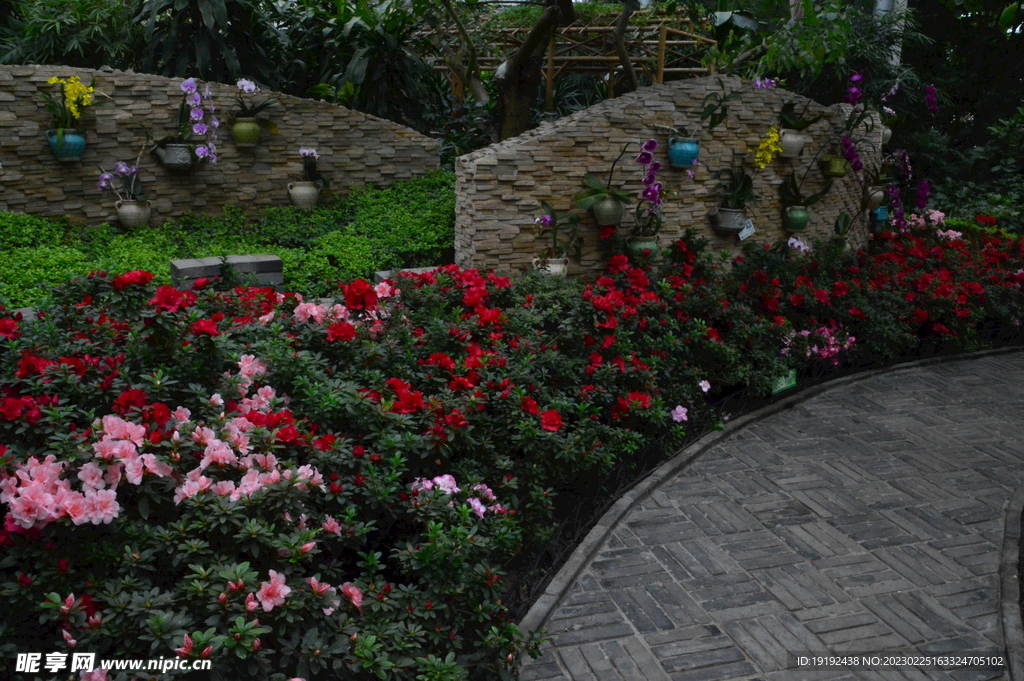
(373, 266, 442, 284)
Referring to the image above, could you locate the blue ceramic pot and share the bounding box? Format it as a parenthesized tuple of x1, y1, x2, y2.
(667, 138, 699, 169)
(46, 129, 86, 161)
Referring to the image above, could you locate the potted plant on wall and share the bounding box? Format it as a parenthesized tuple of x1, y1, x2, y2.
(779, 169, 833, 232)
(626, 143, 665, 257)
(40, 75, 97, 162)
(778, 100, 825, 158)
(709, 166, 759, 232)
(152, 78, 219, 169)
(97, 143, 150, 229)
(231, 79, 278, 148)
(573, 142, 636, 227)
(289, 148, 328, 209)
(533, 201, 581, 276)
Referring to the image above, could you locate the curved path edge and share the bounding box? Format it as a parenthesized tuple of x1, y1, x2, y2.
(1001, 480, 1024, 681)
(518, 347, 1024, 678)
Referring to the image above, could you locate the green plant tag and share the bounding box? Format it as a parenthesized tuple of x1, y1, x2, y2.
(771, 369, 797, 394)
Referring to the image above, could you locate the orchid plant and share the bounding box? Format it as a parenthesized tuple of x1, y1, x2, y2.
(534, 201, 582, 260)
(97, 141, 149, 203)
(631, 141, 664, 238)
(153, 78, 219, 164)
(299, 148, 329, 188)
(234, 79, 278, 133)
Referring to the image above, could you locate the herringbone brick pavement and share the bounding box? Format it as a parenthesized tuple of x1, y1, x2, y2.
(519, 353, 1024, 681)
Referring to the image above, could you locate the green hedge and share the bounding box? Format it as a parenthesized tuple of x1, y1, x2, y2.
(0, 172, 456, 308)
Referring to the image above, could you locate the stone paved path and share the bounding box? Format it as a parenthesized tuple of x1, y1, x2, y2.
(519, 352, 1024, 681)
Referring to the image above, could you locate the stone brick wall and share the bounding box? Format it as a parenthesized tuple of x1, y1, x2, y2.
(0, 65, 440, 224)
(455, 76, 882, 277)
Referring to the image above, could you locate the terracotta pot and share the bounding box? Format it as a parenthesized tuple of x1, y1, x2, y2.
(591, 197, 624, 226)
(288, 181, 321, 209)
(231, 118, 261, 147)
(115, 200, 151, 229)
(778, 129, 809, 159)
(531, 257, 568, 277)
(45, 129, 86, 162)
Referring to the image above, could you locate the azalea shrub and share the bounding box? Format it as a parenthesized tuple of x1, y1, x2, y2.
(2, 212, 1024, 681)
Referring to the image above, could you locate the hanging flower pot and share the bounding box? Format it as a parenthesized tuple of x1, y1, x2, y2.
(822, 155, 848, 178)
(778, 129, 809, 159)
(591, 197, 624, 226)
(531, 257, 568, 277)
(153, 143, 194, 170)
(867, 186, 886, 210)
(872, 206, 889, 222)
(115, 200, 151, 229)
(783, 206, 810, 232)
(231, 118, 262, 147)
(667, 138, 700, 168)
(45, 129, 86, 162)
(288, 181, 321, 209)
(625, 236, 659, 258)
(710, 207, 746, 233)
(882, 126, 893, 144)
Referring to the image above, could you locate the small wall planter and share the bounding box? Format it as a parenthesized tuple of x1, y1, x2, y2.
(288, 181, 321, 209)
(783, 206, 810, 232)
(867, 186, 886, 210)
(116, 200, 151, 229)
(591, 197, 624, 227)
(45, 129, 86, 162)
(710, 207, 746, 234)
(153, 143, 194, 170)
(667, 138, 699, 168)
(778, 129, 809, 159)
(882, 126, 893, 144)
(231, 118, 261, 147)
(822, 156, 848, 178)
(625, 237, 658, 257)
(531, 257, 568, 277)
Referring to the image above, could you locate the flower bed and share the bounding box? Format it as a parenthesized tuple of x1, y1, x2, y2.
(2, 213, 1024, 680)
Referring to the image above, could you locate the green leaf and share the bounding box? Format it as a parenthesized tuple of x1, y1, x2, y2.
(582, 174, 607, 191)
(1000, 2, 1019, 30)
(138, 496, 150, 520)
(197, 0, 216, 30)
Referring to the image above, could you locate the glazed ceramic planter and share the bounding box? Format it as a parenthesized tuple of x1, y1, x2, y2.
(783, 206, 810, 232)
(288, 181, 321, 209)
(45, 129, 86, 162)
(531, 257, 568, 277)
(711, 207, 746, 233)
(154, 143, 194, 169)
(882, 126, 893, 144)
(822, 156, 848, 178)
(778, 129, 809, 159)
(115, 200, 151, 229)
(667, 138, 699, 168)
(231, 118, 261, 147)
(625, 237, 659, 257)
(867, 186, 886, 210)
(591, 197, 624, 226)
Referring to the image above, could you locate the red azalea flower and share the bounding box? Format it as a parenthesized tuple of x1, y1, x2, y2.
(111, 270, 154, 291)
(326, 321, 357, 342)
(607, 255, 630, 274)
(276, 425, 300, 443)
(600, 226, 617, 239)
(343, 279, 378, 311)
(0, 318, 20, 340)
(789, 294, 805, 307)
(832, 281, 849, 298)
(113, 389, 148, 415)
(848, 307, 866, 319)
(521, 397, 540, 415)
(813, 290, 830, 305)
(192, 277, 210, 289)
(313, 433, 337, 452)
(912, 308, 930, 324)
(150, 286, 197, 313)
(539, 409, 563, 431)
(190, 319, 221, 336)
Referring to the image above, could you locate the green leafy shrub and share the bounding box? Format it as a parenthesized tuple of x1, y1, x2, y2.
(0, 212, 69, 250)
(0, 246, 92, 307)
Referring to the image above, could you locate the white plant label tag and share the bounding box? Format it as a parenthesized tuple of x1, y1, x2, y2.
(738, 220, 756, 240)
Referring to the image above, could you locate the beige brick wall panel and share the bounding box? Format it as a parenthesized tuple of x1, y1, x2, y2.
(0, 65, 440, 225)
(455, 77, 880, 277)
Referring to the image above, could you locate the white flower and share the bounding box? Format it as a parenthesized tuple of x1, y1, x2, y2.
(699, 380, 711, 393)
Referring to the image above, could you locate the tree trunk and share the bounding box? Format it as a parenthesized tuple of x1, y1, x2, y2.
(498, 54, 544, 141)
(611, 4, 640, 94)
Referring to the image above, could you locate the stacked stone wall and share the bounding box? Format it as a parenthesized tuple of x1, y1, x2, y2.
(0, 65, 440, 224)
(455, 76, 880, 276)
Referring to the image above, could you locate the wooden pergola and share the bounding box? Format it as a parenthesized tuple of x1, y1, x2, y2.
(415, 10, 719, 106)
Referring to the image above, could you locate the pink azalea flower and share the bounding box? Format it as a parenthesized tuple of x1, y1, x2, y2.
(467, 498, 487, 518)
(671, 405, 689, 422)
(87, 489, 120, 524)
(341, 583, 363, 611)
(256, 570, 291, 611)
(322, 515, 341, 535)
(432, 474, 460, 494)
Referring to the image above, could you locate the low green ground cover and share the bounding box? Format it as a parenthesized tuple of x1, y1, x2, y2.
(0, 171, 455, 308)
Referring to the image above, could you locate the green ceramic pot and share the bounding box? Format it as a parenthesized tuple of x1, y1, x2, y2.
(591, 196, 624, 226)
(783, 206, 810, 232)
(231, 118, 261, 147)
(625, 237, 658, 258)
(823, 155, 848, 177)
